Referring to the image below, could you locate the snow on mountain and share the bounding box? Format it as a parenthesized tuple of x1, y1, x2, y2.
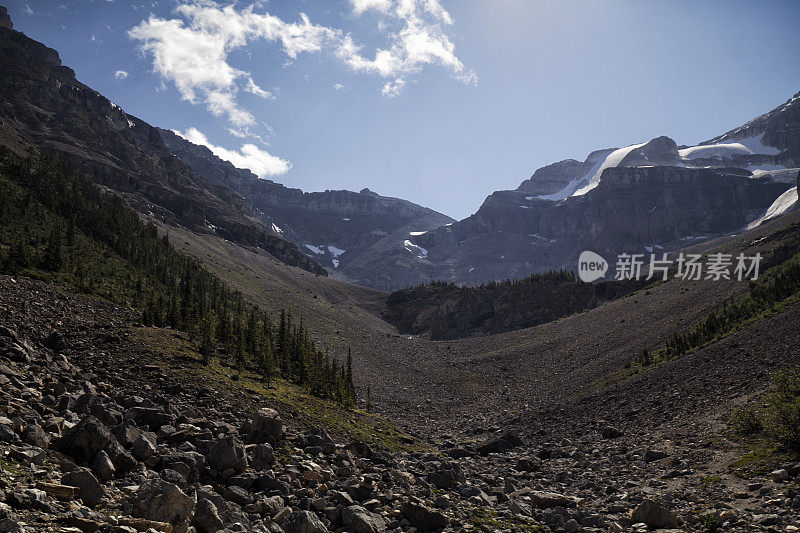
(746, 186, 798, 230)
(403, 240, 428, 259)
(678, 133, 780, 160)
(536, 149, 614, 201)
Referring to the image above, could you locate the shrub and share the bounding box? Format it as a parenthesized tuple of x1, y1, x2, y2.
(765, 368, 800, 451)
(731, 405, 763, 435)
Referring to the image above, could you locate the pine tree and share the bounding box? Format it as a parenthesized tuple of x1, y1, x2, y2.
(200, 309, 217, 365)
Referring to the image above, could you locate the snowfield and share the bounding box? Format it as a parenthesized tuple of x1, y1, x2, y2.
(678, 133, 781, 160)
(746, 186, 798, 230)
(403, 239, 428, 259)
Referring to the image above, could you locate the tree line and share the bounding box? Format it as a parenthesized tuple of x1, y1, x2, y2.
(0, 149, 356, 408)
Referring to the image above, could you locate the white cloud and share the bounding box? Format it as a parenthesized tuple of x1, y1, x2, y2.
(339, 0, 476, 95)
(333, 83, 345, 91)
(129, 4, 338, 127)
(130, 1, 474, 127)
(173, 127, 291, 178)
(114, 70, 129, 80)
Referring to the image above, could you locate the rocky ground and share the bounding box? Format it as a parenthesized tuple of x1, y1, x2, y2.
(1, 275, 799, 533)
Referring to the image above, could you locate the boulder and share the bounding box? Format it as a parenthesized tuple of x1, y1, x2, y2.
(341, 505, 386, 533)
(249, 408, 283, 443)
(91, 450, 116, 482)
(131, 478, 196, 533)
(401, 502, 447, 532)
(207, 436, 247, 475)
(630, 499, 678, 528)
(285, 510, 328, 533)
(192, 498, 224, 533)
(59, 416, 136, 474)
(476, 432, 523, 455)
(62, 467, 104, 507)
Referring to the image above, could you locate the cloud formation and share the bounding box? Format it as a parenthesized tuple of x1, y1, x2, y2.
(339, 0, 477, 90)
(129, 0, 474, 128)
(114, 70, 129, 80)
(129, 4, 336, 127)
(173, 127, 291, 178)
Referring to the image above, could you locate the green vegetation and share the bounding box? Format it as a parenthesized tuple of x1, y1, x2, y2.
(416, 269, 578, 291)
(662, 257, 800, 360)
(463, 507, 543, 531)
(731, 368, 800, 452)
(0, 150, 356, 406)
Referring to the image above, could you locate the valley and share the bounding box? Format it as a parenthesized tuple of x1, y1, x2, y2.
(0, 4, 799, 533)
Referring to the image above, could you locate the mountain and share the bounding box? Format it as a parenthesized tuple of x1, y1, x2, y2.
(401, 92, 800, 284)
(159, 128, 454, 290)
(0, 17, 326, 276)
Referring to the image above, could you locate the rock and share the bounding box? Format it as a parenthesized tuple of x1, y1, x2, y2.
(250, 408, 283, 443)
(341, 505, 386, 533)
(285, 510, 328, 533)
(0, 518, 23, 533)
(515, 457, 540, 472)
(644, 449, 669, 462)
(401, 502, 448, 532)
(192, 498, 224, 533)
(475, 432, 523, 455)
(223, 486, 253, 507)
(427, 463, 465, 490)
(601, 426, 623, 439)
(630, 499, 678, 528)
(771, 469, 789, 482)
(125, 406, 174, 431)
(207, 436, 247, 474)
(21, 424, 49, 448)
(62, 467, 104, 507)
(250, 443, 275, 470)
(527, 491, 580, 509)
(91, 450, 116, 482)
(131, 478, 195, 533)
(59, 416, 136, 474)
(131, 434, 156, 461)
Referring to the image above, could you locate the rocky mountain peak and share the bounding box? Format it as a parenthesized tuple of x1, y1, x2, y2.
(618, 135, 681, 167)
(0, 6, 12, 30)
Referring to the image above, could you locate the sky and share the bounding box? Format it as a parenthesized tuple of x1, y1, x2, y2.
(7, 0, 800, 220)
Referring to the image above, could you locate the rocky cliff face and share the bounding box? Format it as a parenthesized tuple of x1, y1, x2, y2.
(395, 91, 800, 286)
(0, 20, 325, 275)
(411, 166, 794, 284)
(159, 128, 454, 290)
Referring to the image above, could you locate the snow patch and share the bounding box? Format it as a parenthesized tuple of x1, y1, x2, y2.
(403, 240, 428, 259)
(679, 133, 781, 160)
(746, 186, 798, 230)
(342, 218, 350, 221)
(409, 231, 427, 236)
(271, 223, 284, 235)
(304, 244, 324, 254)
(573, 143, 647, 196)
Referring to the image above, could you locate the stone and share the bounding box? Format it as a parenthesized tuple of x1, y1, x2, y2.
(475, 432, 523, 455)
(223, 486, 253, 507)
(91, 449, 116, 482)
(62, 467, 104, 507)
(250, 442, 274, 470)
(131, 434, 156, 461)
(771, 469, 789, 482)
(601, 426, 623, 439)
(285, 510, 328, 533)
(250, 408, 283, 444)
(527, 490, 580, 509)
(131, 478, 195, 533)
(341, 505, 386, 533)
(192, 498, 224, 533)
(644, 449, 669, 462)
(401, 502, 447, 532)
(630, 499, 678, 528)
(207, 436, 247, 474)
(60, 416, 136, 474)
(21, 424, 49, 448)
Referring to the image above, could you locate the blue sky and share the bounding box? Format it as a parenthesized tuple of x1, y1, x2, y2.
(8, 0, 800, 219)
